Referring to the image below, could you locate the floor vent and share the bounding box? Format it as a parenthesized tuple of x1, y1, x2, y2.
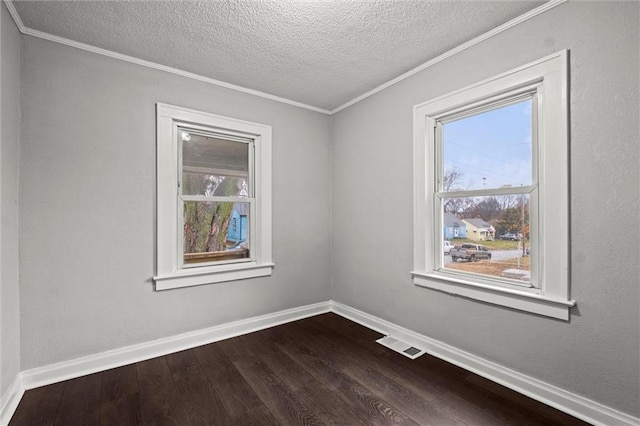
(376, 336, 425, 359)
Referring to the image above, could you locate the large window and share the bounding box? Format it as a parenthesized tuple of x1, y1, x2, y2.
(441, 98, 534, 284)
(155, 104, 273, 290)
(412, 51, 574, 320)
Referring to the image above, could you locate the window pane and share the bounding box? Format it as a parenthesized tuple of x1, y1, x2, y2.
(182, 172, 249, 197)
(442, 99, 532, 191)
(181, 130, 249, 197)
(183, 201, 250, 264)
(442, 194, 530, 283)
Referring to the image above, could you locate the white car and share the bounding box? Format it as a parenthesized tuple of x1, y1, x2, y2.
(443, 240, 454, 254)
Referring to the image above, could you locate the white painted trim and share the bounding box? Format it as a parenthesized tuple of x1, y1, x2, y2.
(154, 263, 275, 291)
(3, 300, 638, 426)
(412, 51, 571, 320)
(155, 103, 274, 290)
(2, 1, 329, 115)
(4, 0, 566, 115)
(0, 301, 329, 423)
(19, 301, 330, 392)
(0, 375, 24, 426)
(329, 301, 640, 426)
(2, 0, 24, 33)
(330, 0, 568, 114)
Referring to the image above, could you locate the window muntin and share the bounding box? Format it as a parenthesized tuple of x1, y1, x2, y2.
(155, 104, 273, 290)
(412, 51, 572, 320)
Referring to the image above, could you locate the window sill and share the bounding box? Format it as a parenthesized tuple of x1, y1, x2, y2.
(411, 271, 575, 320)
(154, 262, 274, 291)
(184, 249, 249, 264)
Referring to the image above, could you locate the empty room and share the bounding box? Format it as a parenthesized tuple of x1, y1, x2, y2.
(1, 0, 639, 425)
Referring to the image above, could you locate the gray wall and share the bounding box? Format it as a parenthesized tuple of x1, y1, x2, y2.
(1, 2, 22, 397)
(331, 1, 639, 416)
(19, 36, 332, 369)
(8, 0, 640, 419)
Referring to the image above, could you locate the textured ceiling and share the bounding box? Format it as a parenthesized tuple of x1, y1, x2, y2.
(11, 0, 545, 111)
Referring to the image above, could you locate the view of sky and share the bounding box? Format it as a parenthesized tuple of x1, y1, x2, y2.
(443, 99, 532, 191)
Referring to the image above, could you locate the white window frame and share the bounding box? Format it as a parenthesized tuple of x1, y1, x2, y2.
(154, 103, 273, 290)
(412, 51, 574, 320)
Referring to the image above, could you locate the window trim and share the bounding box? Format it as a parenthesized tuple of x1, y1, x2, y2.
(412, 51, 574, 320)
(154, 103, 273, 290)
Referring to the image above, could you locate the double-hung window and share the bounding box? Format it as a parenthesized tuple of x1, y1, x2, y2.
(155, 104, 273, 290)
(412, 51, 574, 319)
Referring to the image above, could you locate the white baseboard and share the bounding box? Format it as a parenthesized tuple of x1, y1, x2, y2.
(330, 300, 640, 426)
(0, 301, 330, 424)
(3, 299, 638, 426)
(0, 375, 24, 426)
(20, 301, 331, 391)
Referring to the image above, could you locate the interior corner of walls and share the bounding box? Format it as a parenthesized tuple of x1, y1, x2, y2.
(3, 1, 26, 34)
(15, 301, 333, 393)
(0, 373, 24, 426)
(14, 22, 330, 115)
(328, 302, 640, 426)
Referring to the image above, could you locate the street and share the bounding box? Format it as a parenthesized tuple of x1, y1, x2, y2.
(445, 249, 523, 265)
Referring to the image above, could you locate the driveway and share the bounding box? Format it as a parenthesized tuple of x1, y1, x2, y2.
(491, 249, 523, 261)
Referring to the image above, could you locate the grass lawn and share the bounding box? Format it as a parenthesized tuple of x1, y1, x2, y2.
(447, 256, 530, 279)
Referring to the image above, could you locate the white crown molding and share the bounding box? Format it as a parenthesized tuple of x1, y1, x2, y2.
(25, 26, 332, 115)
(2, 1, 330, 115)
(3, 0, 24, 32)
(330, 301, 640, 426)
(329, 0, 568, 114)
(5, 0, 567, 116)
(2, 299, 638, 426)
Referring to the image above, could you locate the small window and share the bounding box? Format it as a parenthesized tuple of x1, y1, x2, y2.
(181, 131, 252, 266)
(412, 51, 574, 320)
(155, 104, 273, 290)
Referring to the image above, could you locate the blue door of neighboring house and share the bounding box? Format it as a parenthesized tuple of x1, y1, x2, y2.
(444, 225, 462, 240)
(227, 208, 247, 243)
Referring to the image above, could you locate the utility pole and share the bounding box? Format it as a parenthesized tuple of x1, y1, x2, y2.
(521, 193, 526, 257)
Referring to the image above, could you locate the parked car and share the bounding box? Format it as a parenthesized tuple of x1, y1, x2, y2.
(443, 240, 454, 254)
(450, 244, 492, 262)
(498, 233, 520, 241)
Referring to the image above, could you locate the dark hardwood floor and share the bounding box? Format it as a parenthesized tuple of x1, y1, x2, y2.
(10, 313, 589, 425)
